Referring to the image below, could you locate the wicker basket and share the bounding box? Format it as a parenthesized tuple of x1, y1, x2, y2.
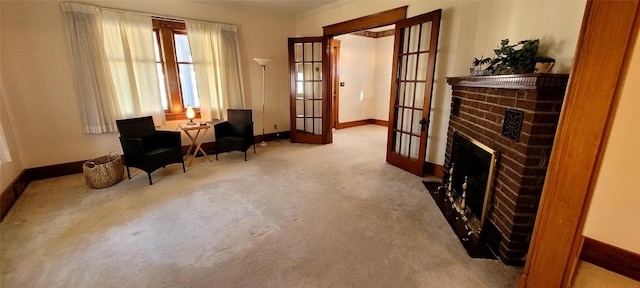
(83, 152, 124, 189)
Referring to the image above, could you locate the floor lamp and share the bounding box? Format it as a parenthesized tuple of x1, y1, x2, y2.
(252, 57, 274, 147)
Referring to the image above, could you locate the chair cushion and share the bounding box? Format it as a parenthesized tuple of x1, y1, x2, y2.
(145, 147, 177, 157)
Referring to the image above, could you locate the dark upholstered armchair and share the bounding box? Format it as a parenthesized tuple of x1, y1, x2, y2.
(116, 116, 185, 185)
(214, 109, 255, 161)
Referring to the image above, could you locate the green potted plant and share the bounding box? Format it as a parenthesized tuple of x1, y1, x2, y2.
(489, 39, 540, 75)
(471, 55, 492, 75)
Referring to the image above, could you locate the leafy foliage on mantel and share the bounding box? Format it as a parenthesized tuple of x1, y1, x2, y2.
(489, 39, 540, 75)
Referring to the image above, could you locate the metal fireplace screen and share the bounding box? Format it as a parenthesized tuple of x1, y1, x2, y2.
(450, 131, 499, 226)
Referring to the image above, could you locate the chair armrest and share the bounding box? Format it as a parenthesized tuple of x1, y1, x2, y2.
(214, 121, 232, 138)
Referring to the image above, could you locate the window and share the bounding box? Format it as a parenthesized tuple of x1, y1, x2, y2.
(153, 19, 200, 121)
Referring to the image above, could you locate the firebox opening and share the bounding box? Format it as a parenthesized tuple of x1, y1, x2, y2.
(449, 131, 499, 227)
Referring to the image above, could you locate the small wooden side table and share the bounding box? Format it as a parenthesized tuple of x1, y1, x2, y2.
(178, 123, 213, 167)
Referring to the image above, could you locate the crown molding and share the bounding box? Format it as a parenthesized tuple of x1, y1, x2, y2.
(296, 0, 352, 19)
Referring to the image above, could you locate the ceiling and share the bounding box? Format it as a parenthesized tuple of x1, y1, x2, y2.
(197, 0, 341, 16)
(368, 25, 395, 32)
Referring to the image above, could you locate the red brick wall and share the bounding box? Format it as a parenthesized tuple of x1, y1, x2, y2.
(445, 76, 567, 264)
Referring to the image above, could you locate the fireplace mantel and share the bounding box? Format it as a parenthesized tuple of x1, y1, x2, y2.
(447, 73, 569, 91)
(439, 73, 570, 265)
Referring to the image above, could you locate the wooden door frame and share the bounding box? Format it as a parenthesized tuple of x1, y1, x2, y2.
(520, 0, 640, 287)
(323, 6, 407, 36)
(330, 39, 341, 130)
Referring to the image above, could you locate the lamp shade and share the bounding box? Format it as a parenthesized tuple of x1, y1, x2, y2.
(252, 57, 274, 66)
(186, 106, 195, 120)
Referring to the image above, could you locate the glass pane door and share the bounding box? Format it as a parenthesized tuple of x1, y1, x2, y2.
(289, 37, 331, 144)
(386, 10, 441, 176)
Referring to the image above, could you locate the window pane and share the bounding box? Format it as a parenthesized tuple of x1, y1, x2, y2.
(397, 82, 405, 106)
(305, 118, 313, 133)
(403, 27, 411, 52)
(419, 22, 432, 51)
(157, 63, 168, 110)
(304, 43, 313, 61)
(314, 118, 322, 134)
(313, 42, 322, 61)
(416, 52, 428, 81)
(304, 82, 313, 100)
(396, 108, 403, 130)
(314, 100, 322, 117)
(179, 64, 199, 108)
(399, 55, 408, 80)
(414, 83, 425, 109)
(412, 109, 423, 134)
(314, 82, 322, 100)
(402, 108, 412, 132)
(294, 43, 303, 62)
(153, 32, 161, 61)
(313, 63, 322, 80)
(296, 99, 304, 116)
(305, 99, 313, 116)
(408, 25, 420, 53)
(174, 34, 192, 63)
(409, 135, 420, 159)
(406, 54, 417, 81)
(304, 63, 313, 81)
(404, 82, 415, 108)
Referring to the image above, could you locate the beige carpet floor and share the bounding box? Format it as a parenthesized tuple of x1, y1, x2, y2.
(1, 125, 522, 287)
(572, 261, 640, 288)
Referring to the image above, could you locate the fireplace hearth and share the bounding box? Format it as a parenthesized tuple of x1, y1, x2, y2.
(435, 74, 569, 265)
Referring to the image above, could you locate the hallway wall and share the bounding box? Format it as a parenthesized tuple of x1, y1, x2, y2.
(334, 34, 393, 124)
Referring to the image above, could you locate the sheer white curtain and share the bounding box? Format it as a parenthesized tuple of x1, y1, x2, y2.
(63, 3, 164, 133)
(186, 21, 245, 120)
(101, 11, 164, 123)
(63, 3, 120, 134)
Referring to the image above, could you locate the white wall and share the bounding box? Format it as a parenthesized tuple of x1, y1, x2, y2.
(335, 34, 376, 123)
(582, 33, 640, 254)
(296, 0, 586, 164)
(334, 33, 393, 124)
(373, 36, 393, 121)
(0, 0, 295, 170)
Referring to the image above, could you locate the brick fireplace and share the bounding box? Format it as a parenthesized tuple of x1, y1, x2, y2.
(442, 74, 569, 265)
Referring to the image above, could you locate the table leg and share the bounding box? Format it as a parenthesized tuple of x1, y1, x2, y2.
(193, 128, 212, 164)
(180, 126, 212, 167)
(184, 130, 197, 160)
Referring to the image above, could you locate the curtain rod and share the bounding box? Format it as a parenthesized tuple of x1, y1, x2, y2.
(63, 2, 237, 29)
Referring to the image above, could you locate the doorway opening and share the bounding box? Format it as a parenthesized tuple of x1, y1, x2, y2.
(290, 6, 442, 177)
(331, 25, 395, 132)
(318, 7, 442, 176)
